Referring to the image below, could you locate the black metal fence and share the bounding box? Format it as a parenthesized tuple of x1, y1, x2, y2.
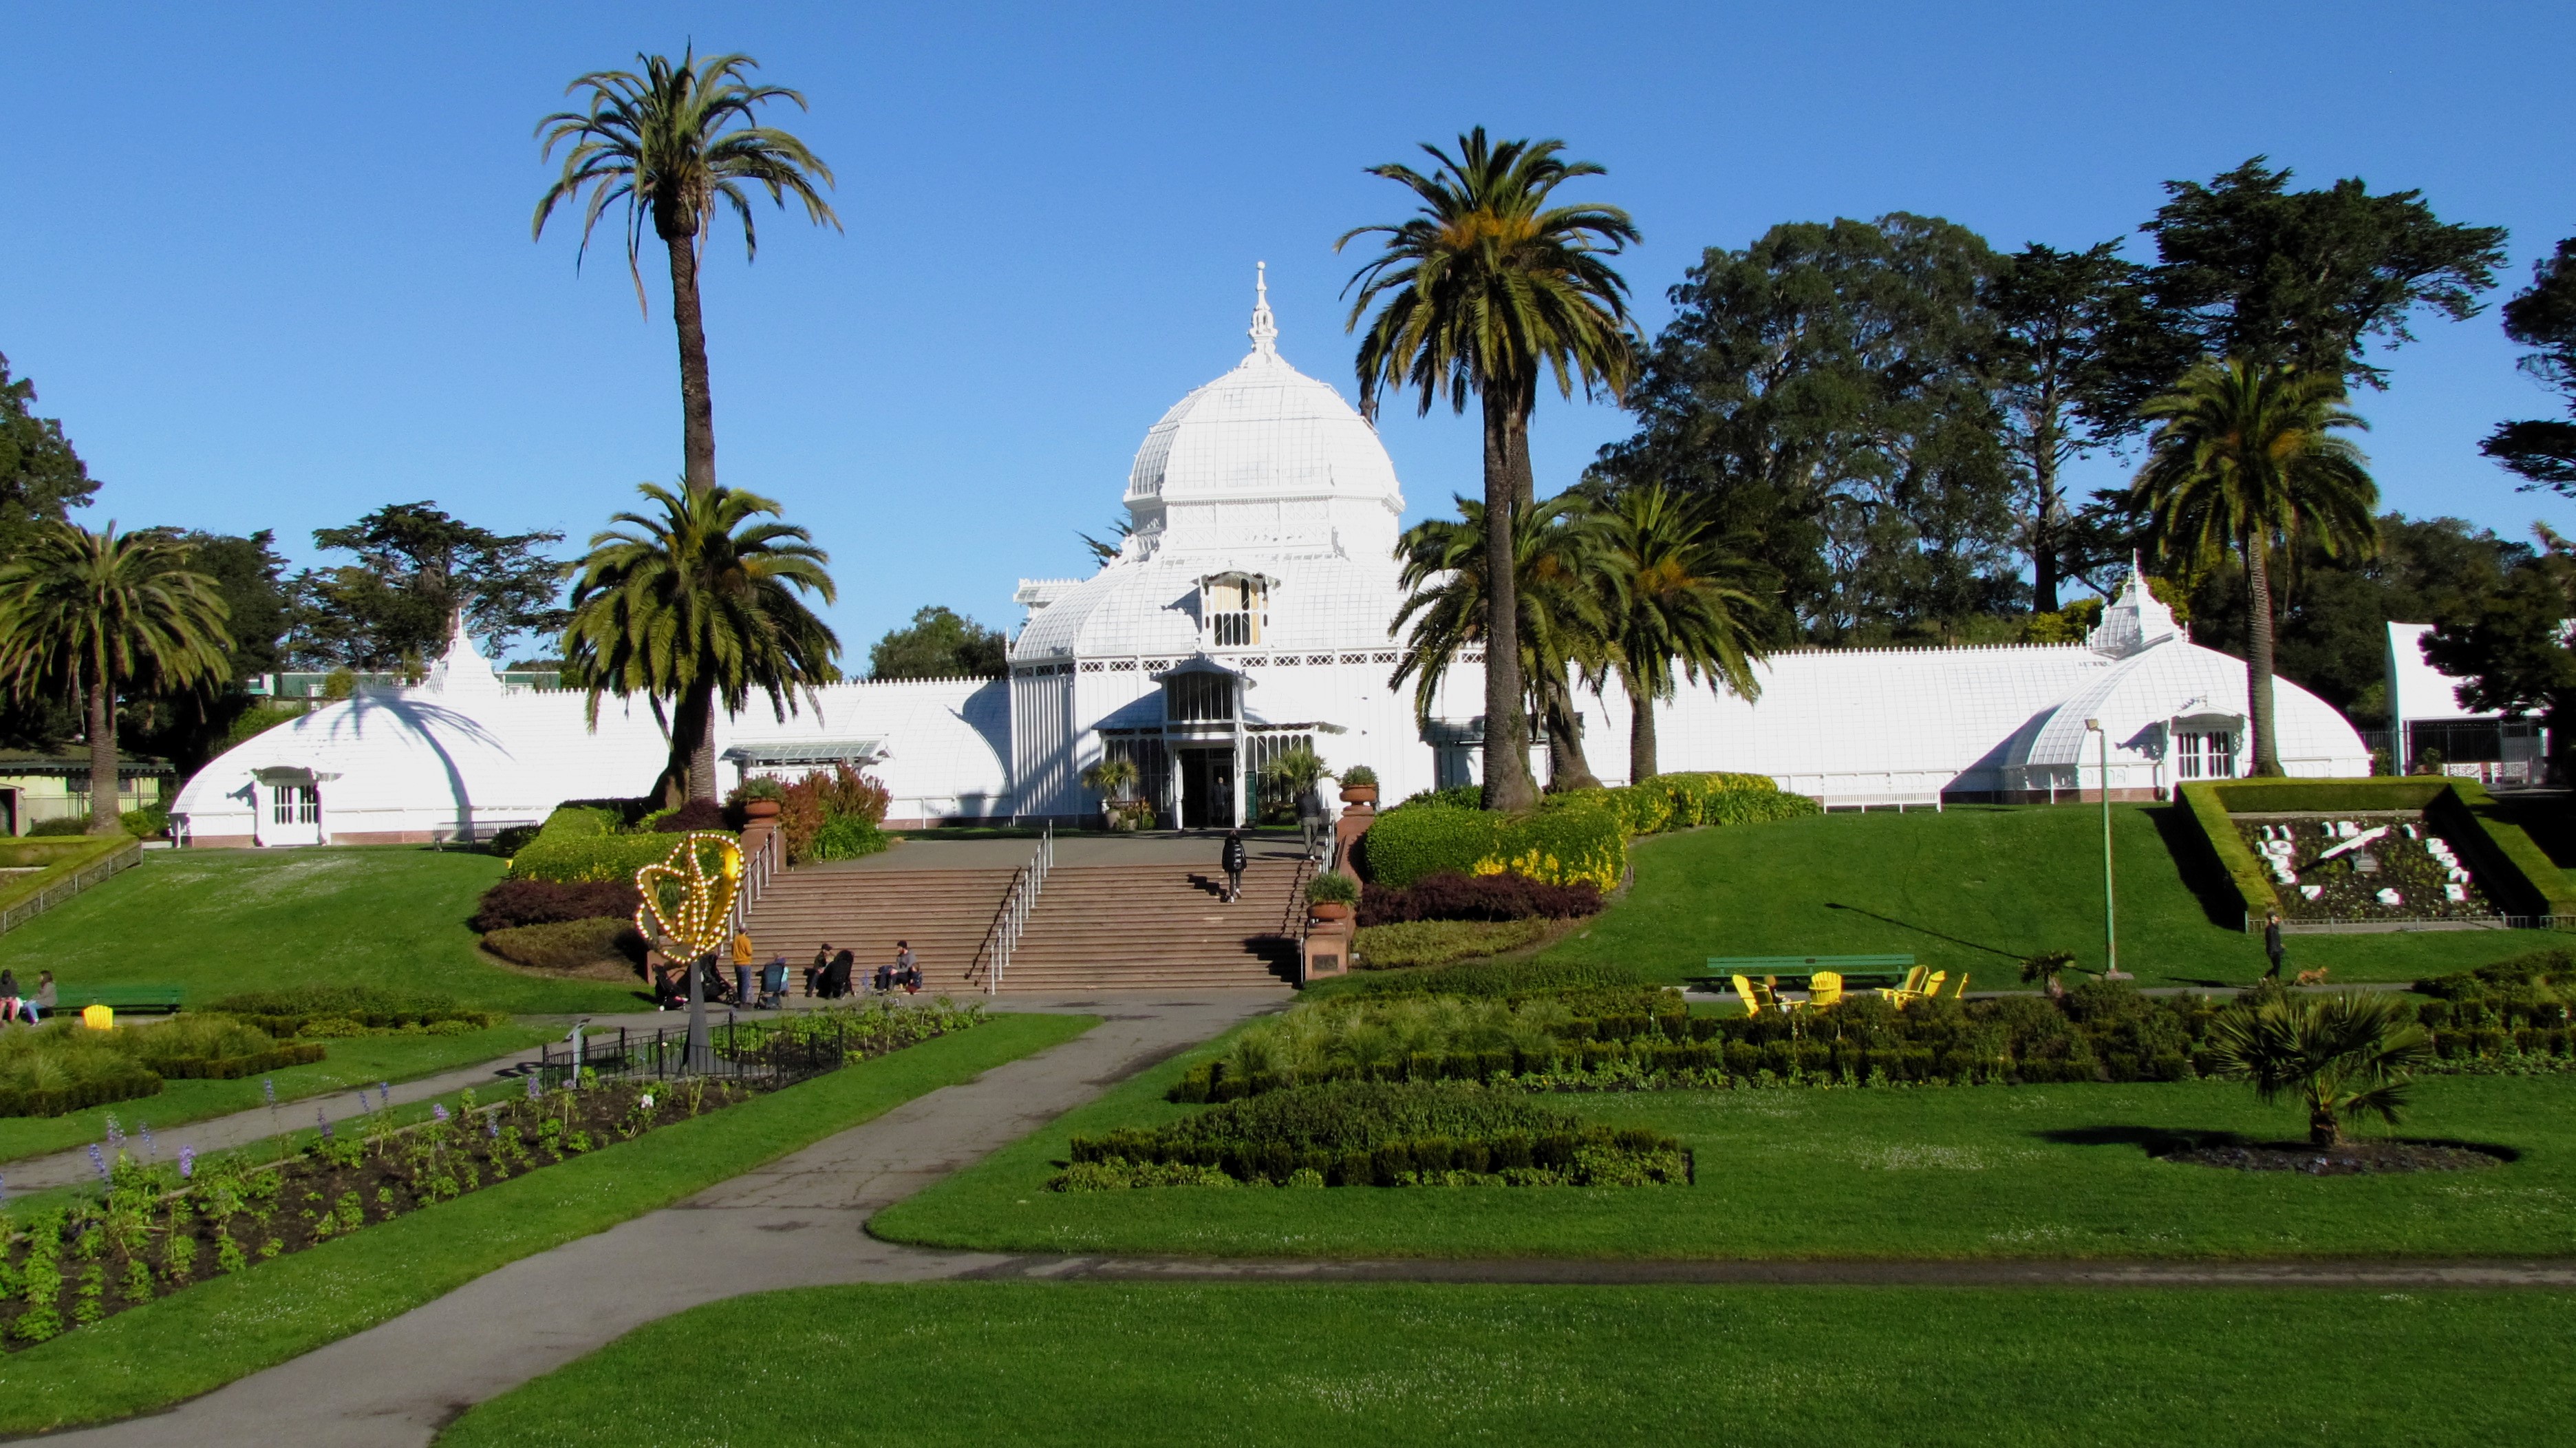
(532, 1016, 855, 1092)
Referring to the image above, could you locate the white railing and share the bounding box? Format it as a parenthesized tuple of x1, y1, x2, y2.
(726, 820, 785, 941)
(980, 822, 1053, 994)
(1768, 771, 1949, 811)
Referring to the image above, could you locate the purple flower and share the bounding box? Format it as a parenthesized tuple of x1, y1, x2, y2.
(432, 1104, 450, 1125)
(140, 1123, 155, 1161)
(0, 1173, 10, 1202)
(262, 1078, 277, 1107)
(104, 1114, 123, 1151)
(377, 1082, 392, 1110)
(524, 1074, 541, 1102)
(486, 1116, 500, 1139)
(178, 1147, 195, 1180)
(317, 1105, 332, 1141)
(87, 1144, 107, 1182)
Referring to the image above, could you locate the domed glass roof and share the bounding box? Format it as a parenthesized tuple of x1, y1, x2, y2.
(1123, 266, 1403, 511)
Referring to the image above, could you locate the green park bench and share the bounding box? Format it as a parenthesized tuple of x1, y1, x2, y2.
(1686, 955, 1917, 994)
(57, 984, 186, 1016)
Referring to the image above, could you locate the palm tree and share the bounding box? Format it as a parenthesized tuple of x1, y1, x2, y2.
(1595, 485, 1770, 782)
(2202, 991, 2432, 1147)
(1391, 495, 1612, 791)
(0, 523, 230, 833)
(534, 50, 839, 495)
(1340, 128, 1638, 811)
(2127, 359, 2378, 774)
(563, 482, 841, 805)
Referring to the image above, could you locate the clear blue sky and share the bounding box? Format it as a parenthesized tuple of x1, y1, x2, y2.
(4, 1, 2570, 659)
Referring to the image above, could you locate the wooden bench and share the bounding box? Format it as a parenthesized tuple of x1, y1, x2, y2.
(1687, 955, 1917, 994)
(58, 984, 185, 1016)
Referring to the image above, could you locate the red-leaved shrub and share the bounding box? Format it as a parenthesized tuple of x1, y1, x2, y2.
(471, 877, 644, 933)
(1355, 871, 1604, 928)
(652, 799, 731, 833)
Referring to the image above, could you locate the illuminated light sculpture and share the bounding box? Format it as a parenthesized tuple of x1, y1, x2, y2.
(633, 831, 743, 1072)
(632, 831, 744, 960)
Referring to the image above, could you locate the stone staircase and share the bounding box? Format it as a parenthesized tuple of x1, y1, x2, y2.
(740, 857, 1308, 993)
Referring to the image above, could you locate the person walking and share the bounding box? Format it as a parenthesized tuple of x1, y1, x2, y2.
(1296, 780, 1328, 861)
(2263, 910, 2286, 981)
(1220, 828, 1247, 904)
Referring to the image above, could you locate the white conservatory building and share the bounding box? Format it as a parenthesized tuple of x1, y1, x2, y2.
(170, 276, 2368, 846)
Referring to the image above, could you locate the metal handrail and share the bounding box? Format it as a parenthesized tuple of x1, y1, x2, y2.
(981, 822, 1053, 994)
(725, 820, 786, 941)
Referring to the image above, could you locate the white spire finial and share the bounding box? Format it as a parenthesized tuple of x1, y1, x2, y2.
(1248, 260, 1278, 356)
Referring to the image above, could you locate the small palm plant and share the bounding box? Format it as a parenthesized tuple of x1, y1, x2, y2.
(2202, 991, 2433, 1147)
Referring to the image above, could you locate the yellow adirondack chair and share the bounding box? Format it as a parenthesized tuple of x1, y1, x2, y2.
(1730, 974, 1775, 1017)
(1808, 971, 1845, 1008)
(1951, 972, 1971, 999)
(1880, 966, 1929, 1005)
(1921, 971, 1947, 1001)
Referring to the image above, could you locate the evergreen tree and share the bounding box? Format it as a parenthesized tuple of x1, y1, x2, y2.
(2481, 236, 2576, 495)
(868, 606, 1007, 679)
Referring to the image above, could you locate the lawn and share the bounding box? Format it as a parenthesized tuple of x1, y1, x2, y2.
(0, 1010, 1096, 1436)
(0, 1023, 554, 1167)
(0, 847, 643, 1014)
(1532, 805, 2570, 988)
(870, 1023, 2576, 1260)
(438, 1281, 2576, 1447)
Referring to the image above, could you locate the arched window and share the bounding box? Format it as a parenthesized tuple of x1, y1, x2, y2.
(1200, 574, 1268, 648)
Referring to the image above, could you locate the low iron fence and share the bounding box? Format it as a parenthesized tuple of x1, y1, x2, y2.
(532, 1015, 857, 1092)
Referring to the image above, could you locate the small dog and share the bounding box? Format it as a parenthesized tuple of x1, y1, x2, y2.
(2294, 967, 2330, 986)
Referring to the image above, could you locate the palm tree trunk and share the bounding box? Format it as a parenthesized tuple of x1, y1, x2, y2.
(658, 680, 722, 807)
(1622, 663, 1658, 783)
(2308, 1104, 2339, 1148)
(1480, 395, 1537, 813)
(661, 226, 718, 493)
(1541, 679, 1601, 791)
(2244, 531, 2283, 776)
(85, 669, 120, 835)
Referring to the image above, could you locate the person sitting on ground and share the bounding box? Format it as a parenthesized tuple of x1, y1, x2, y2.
(898, 941, 921, 994)
(1220, 829, 1247, 903)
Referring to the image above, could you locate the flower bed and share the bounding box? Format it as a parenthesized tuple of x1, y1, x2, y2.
(0, 1018, 332, 1118)
(0, 1000, 991, 1347)
(2237, 812, 2498, 922)
(1055, 1080, 1691, 1190)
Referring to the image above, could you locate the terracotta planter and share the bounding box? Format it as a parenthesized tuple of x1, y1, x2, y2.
(1338, 785, 1378, 806)
(1308, 901, 1353, 922)
(744, 800, 782, 820)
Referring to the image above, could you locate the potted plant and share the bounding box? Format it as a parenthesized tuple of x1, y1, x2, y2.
(1305, 869, 1358, 922)
(732, 776, 785, 820)
(1336, 764, 1379, 806)
(1082, 758, 1143, 831)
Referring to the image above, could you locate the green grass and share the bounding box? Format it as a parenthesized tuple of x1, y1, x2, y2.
(0, 847, 645, 1014)
(872, 1023, 2576, 1260)
(0, 1023, 553, 1166)
(0, 1011, 1095, 1436)
(438, 1280, 2576, 1447)
(1534, 805, 2570, 988)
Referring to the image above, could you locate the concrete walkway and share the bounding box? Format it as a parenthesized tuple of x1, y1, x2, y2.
(47, 990, 1281, 1448)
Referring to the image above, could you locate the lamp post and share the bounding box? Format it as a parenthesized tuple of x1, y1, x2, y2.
(2085, 718, 2119, 978)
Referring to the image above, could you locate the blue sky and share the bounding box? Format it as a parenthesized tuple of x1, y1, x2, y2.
(3, 1, 2570, 659)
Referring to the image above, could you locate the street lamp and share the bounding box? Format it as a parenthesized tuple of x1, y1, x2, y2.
(2085, 718, 2119, 978)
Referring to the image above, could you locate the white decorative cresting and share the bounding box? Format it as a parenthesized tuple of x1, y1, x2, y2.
(2086, 555, 2184, 659)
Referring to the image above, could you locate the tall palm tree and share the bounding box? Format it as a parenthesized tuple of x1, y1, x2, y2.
(1596, 485, 1772, 782)
(563, 482, 841, 805)
(1340, 128, 1638, 811)
(1391, 495, 1612, 791)
(2127, 359, 2378, 775)
(534, 50, 839, 494)
(0, 523, 230, 833)
(2203, 991, 2431, 1147)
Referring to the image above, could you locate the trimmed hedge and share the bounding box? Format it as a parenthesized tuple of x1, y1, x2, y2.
(154, 1044, 328, 1080)
(506, 831, 691, 885)
(1351, 919, 1547, 970)
(0, 1070, 162, 1119)
(1360, 772, 1814, 891)
(203, 986, 503, 1034)
(482, 917, 646, 972)
(1064, 1080, 1692, 1188)
(471, 878, 643, 933)
(1357, 871, 1601, 926)
(1344, 957, 1642, 997)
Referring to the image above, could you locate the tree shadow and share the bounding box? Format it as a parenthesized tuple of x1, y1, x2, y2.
(1821, 903, 2024, 959)
(2035, 1125, 2522, 1164)
(2147, 803, 2258, 932)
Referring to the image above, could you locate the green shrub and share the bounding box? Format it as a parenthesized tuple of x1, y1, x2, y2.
(25, 818, 88, 837)
(508, 831, 701, 884)
(202, 986, 502, 1034)
(1657, 771, 1783, 824)
(1063, 1080, 1690, 1188)
(1361, 802, 1501, 886)
(1338, 765, 1378, 788)
(1304, 871, 1358, 906)
(808, 816, 889, 862)
(536, 804, 625, 839)
(1696, 787, 1821, 825)
(482, 917, 645, 972)
(1348, 957, 1642, 997)
(0, 1025, 164, 1117)
(1354, 918, 1546, 969)
(1388, 785, 1483, 813)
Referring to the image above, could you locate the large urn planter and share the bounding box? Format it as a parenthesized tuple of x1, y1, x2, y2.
(744, 800, 782, 820)
(1308, 902, 1353, 923)
(1338, 785, 1377, 807)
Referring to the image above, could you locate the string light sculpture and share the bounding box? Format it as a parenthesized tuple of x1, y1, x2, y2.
(633, 832, 744, 960)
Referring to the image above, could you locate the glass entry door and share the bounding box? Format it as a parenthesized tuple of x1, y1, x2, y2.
(1177, 747, 1235, 830)
(258, 782, 322, 846)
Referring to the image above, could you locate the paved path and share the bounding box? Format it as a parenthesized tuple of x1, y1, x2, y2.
(47, 990, 1280, 1448)
(971, 1254, 2576, 1288)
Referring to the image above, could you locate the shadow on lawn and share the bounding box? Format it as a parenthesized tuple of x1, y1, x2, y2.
(2033, 1124, 2522, 1164)
(1821, 903, 2024, 959)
